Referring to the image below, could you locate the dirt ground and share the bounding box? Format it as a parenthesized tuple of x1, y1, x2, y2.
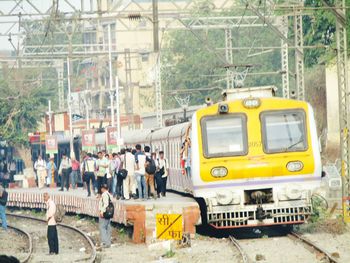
(3, 212, 92, 263)
(6, 209, 350, 263)
(301, 230, 350, 263)
(8, 210, 239, 263)
(0, 227, 28, 262)
(65, 215, 239, 263)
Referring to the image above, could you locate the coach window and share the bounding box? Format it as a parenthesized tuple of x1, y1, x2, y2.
(260, 110, 307, 153)
(201, 114, 247, 158)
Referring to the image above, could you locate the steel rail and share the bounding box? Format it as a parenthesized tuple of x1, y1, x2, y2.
(288, 232, 339, 263)
(7, 213, 97, 263)
(6, 224, 33, 263)
(229, 235, 249, 263)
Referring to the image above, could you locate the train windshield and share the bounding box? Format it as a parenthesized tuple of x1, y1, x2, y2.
(201, 114, 247, 158)
(261, 110, 307, 153)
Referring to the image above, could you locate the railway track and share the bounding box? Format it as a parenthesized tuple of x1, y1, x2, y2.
(229, 235, 249, 263)
(0, 224, 33, 262)
(5, 213, 96, 263)
(288, 231, 339, 263)
(229, 231, 339, 263)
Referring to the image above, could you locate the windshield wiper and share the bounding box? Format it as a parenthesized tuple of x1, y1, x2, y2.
(285, 138, 304, 151)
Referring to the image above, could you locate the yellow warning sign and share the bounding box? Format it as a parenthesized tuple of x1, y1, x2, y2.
(343, 197, 350, 223)
(156, 214, 183, 240)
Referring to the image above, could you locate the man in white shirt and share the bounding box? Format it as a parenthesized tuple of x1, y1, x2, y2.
(123, 148, 136, 200)
(58, 153, 72, 192)
(98, 184, 112, 248)
(96, 152, 109, 195)
(44, 192, 59, 255)
(156, 151, 169, 197)
(82, 153, 96, 197)
(34, 155, 47, 189)
(134, 144, 147, 200)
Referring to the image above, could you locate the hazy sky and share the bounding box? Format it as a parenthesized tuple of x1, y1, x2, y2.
(0, 0, 94, 51)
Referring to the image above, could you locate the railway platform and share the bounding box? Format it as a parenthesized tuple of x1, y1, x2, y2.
(6, 188, 201, 244)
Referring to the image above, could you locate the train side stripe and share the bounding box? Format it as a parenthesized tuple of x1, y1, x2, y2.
(192, 175, 321, 190)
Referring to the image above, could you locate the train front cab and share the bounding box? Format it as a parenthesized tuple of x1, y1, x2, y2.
(191, 97, 322, 229)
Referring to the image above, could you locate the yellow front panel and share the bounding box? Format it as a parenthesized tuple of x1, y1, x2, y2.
(197, 98, 315, 182)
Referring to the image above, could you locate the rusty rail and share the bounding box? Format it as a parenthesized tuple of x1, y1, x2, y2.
(229, 235, 249, 263)
(6, 224, 33, 263)
(288, 231, 339, 263)
(7, 213, 97, 263)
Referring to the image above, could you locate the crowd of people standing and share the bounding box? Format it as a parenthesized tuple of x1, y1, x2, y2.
(81, 144, 169, 200)
(34, 144, 169, 201)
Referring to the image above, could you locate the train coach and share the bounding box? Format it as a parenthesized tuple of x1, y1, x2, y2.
(123, 86, 322, 229)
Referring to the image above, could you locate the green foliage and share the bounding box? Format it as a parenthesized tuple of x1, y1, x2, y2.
(303, 0, 350, 67)
(162, 29, 225, 108)
(0, 70, 55, 146)
(163, 249, 175, 258)
(310, 194, 328, 223)
(162, 0, 350, 107)
(162, 5, 283, 107)
(0, 15, 86, 147)
(303, 0, 336, 67)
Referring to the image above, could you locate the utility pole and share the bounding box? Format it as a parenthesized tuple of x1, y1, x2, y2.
(108, 24, 115, 127)
(334, 0, 349, 222)
(47, 100, 53, 135)
(124, 48, 133, 129)
(294, 1, 305, 101)
(83, 90, 90, 129)
(280, 16, 290, 99)
(225, 28, 234, 89)
(115, 76, 121, 139)
(155, 55, 163, 128)
(67, 56, 74, 157)
(152, 0, 159, 52)
(57, 60, 65, 110)
(67, 23, 74, 157)
(153, 0, 162, 128)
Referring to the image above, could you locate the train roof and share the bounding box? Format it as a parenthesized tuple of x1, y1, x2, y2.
(150, 122, 189, 141)
(49, 122, 190, 147)
(122, 129, 153, 145)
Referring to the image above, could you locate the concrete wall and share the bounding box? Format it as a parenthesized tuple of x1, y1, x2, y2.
(326, 63, 340, 146)
(326, 61, 350, 147)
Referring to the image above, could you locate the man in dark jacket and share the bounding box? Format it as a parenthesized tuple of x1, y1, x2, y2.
(0, 185, 8, 230)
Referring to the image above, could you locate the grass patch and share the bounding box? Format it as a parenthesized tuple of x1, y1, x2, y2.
(163, 249, 175, 258)
(297, 195, 347, 235)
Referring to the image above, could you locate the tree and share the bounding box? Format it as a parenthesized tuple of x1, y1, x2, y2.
(162, 0, 350, 108)
(0, 71, 55, 146)
(303, 0, 350, 67)
(161, 3, 284, 108)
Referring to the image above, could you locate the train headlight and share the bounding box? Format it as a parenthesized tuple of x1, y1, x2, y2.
(216, 190, 233, 205)
(211, 167, 228, 177)
(218, 103, 229, 114)
(243, 98, 261, 109)
(232, 192, 241, 205)
(286, 185, 302, 199)
(286, 161, 303, 172)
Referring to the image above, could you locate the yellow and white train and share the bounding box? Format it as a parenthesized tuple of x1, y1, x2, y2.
(122, 86, 322, 229)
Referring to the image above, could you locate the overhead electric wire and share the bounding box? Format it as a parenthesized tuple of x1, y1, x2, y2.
(37, 0, 59, 51)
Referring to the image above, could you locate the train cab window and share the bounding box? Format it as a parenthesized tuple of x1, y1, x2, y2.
(261, 110, 308, 153)
(201, 114, 247, 158)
